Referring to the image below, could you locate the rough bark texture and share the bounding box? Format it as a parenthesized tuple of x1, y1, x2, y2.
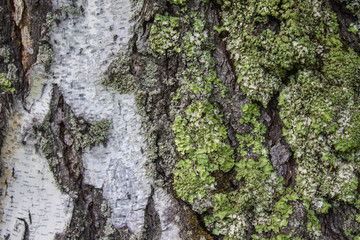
(0, 0, 359, 239)
(33, 85, 119, 239)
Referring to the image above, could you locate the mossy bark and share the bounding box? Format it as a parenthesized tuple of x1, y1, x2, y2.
(1, 0, 360, 239)
(107, 0, 360, 239)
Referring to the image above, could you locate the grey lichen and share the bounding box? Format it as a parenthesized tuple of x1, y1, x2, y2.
(37, 44, 54, 71)
(34, 87, 112, 190)
(0, 47, 11, 64)
(102, 0, 360, 238)
(70, 115, 112, 151)
(103, 52, 137, 94)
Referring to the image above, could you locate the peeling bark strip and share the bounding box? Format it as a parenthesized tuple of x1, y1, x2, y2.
(7, 0, 51, 88)
(10, 0, 33, 72)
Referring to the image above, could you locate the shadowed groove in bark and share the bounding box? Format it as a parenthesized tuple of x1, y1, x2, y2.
(143, 187, 162, 240)
(17, 218, 29, 240)
(32, 85, 124, 240)
(265, 94, 295, 187)
(326, 0, 360, 54)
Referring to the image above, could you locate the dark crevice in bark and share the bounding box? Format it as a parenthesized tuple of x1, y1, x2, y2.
(265, 94, 295, 186)
(143, 187, 161, 240)
(211, 3, 248, 157)
(321, 205, 360, 240)
(179, 205, 214, 240)
(211, 0, 295, 185)
(23, 0, 52, 65)
(17, 218, 29, 240)
(282, 67, 299, 86)
(8, 0, 52, 99)
(129, 5, 182, 183)
(7, 0, 31, 96)
(7, 0, 24, 84)
(253, 16, 281, 36)
(127, 1, 220, 238)
(325, 0, 360, 53)
(211, 3, 305, 238)
(32, 85, 124, 240)
(0, 0, 19, 168)
(27, 211, 32, 224)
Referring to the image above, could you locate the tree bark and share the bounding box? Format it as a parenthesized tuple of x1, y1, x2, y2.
(0, 0, 359, 239)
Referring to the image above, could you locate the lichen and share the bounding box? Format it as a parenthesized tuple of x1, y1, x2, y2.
(279, 62, 359, 203)
(69, 113, 112, 151)
(37, 43, 54, 71)
(0, 47, 11, 64)
(198, 104, 301, 239)
(168, 0, 187, 5)
(167, 8, 295, 238)
(219, 0, 358, 107)
(173, 100, 234, 205)
(60, 5, 82, 17)
(150, 12, 181, 55)
(0, 73, 15, 93)
(35, 101, 112, 182)
(219, 0, 360, 238)
(143, 4, 299, 239)
(105, 0, 360, 238)
(102, 52, 137, 94)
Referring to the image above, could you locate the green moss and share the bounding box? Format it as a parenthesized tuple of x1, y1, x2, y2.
(150, 13, 181, 55)
(168, 0, 186, 4)
(142, 0, 360, 237)
(279, 69, 359, 205)
(173, 100, 234, 204)
(0, 73, 15, 94)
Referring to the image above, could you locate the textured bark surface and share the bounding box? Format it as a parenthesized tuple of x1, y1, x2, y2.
(0, 0, 359, 239)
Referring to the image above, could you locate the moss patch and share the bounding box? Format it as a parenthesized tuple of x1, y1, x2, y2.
(105, 0, 360, 238)
(220, 0, 360, 238)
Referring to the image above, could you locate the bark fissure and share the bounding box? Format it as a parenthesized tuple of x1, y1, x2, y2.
(326, 0, 360, 53)
(16, 218, 29, 240)
(1, 0, 360, 239)
(144, 187, 161, 240)
(33, 85, 120, 240)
